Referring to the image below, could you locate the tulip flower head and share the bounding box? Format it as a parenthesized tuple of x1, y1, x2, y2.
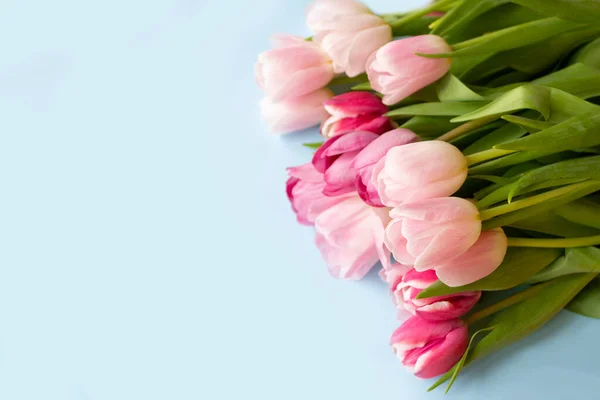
(391, 316, 468, 379)
(367, 35, 452, 105)
(307, 0, 392, 77)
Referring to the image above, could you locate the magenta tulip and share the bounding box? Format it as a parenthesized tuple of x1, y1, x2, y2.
(391, 316, 468, 379)
(255, 34, 335, 101)
(386, 266, 481, 321)
(352, 128, 420, 207)
(286, 163, 354, 226)
(434, 228, 508, 287)
(366, 35, 452, 105)
(385, 197, 481, 270)
(321, 92, 394, 138)
(313, 131, 380, 196)
(260, 89, 334, 134)
(315, 195, 391, 279)
(307, 0, 392, 77)
(374, 140, 468, 207)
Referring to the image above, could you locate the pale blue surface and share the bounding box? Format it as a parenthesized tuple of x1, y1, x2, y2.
(1, 0, 599, 399)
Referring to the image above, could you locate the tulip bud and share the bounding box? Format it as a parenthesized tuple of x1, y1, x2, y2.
(255, 34, 335, 101)
(321, 92, 394, 138)
(387, 266, 481, 321)
(366, 35, 452, 105)
(260, 89, 334, 134)
(307, 0, 392, 77)
(391, 316, 468, 379)
(312, 131, 380, 196)
(352, 128, 420, 207)
(374, 140, 468, 207)
(385, 197, 481, 270)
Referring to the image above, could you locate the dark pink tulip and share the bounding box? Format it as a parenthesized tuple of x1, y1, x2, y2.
(321, 92, 394, 138)
(391, 316, 468, 379)
(352, 128, 419, 207)
(312, 131, 379, 196)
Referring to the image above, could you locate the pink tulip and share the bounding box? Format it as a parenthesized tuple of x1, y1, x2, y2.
(286, 163, 354, 226)
(321, 92, 394, 138)
(352, 128, 420, 207)
(307, 0, 392, 77)
(312, 131, 380, 196)
(434, 228, 508, 287)
(391, 316, 468, 379)
(385, 197, 481, 271)
(374, 140, 468, 207)
(255, 34, 335, 101)
(385, 266, 481, 321)
(366, 35, 452, 105)
(315, 195, 391, 279)
(260, 89, 334, 134)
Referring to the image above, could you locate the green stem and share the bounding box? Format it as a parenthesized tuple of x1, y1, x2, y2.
(464, 282, 552, 325)
(508, 235, 600, 248)
(479, 181, 598, 221)
(438, 116, 498, 142)
(388, 0, 458, 28)
(466, 149, 516, 166)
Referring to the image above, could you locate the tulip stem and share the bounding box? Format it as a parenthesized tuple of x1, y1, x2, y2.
(464, 281, 553, 325)
(478, 182, 599, 221)
(387, 0, 459, 28)
(438, 116, 498, 142)
(507, 235, 600, 248)
(466, 148, 516, 166)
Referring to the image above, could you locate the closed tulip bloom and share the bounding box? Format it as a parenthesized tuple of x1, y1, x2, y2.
(255, 34, 335, 101)
(260, 89, 334, 134)
(307, 0, 392, 77)
(434, 228, 508, 287)
(367, 35, 452, 105)
(286, 163, 354, 226)
(387, 267, 481, 321)
(352, 128, 420, 207)
(313, 131, 380, 196)
(374, 140, 468, 207)
(385, 197, 481, 271)
(315, 195, 391, 279)
(391, 317, 468, 379)
(321, 92, 394, 138)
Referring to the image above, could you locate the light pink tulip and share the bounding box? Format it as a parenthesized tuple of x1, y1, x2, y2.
(255, 34, 335, 101)
(374, 140, 468, 207)
(286, 163, 354, 226)
(352, 128, 420, 207)
(315, 195, 391, 279)
(313, 131, 380, 196)
(391, 316, 468, 379)
(385, 266, 481, 321)
(321, 92, 394, 138)
(307, 0, 392, 77)
(385, 197, 481, 271)
(260, 89, 334, 134)
(434, 228, 508, 287)
(366, 35, 452, 105)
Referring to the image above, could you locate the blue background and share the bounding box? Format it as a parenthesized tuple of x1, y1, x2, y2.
(1, 0, 599, 399)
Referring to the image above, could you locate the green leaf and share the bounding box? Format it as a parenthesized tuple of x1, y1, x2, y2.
(496, 111, 600, 152)
(417, 247, 562, 299)
(535, 63, 600, 100)
(468, 150, 556, 174)
(511, 0, 600, 24)
(422, 17, 583, 59)
(569, 37, 600, 69)
(463, 115, 529, 155)
(451, 84, 551, 122)
(302, 142, 323, 150)
(567, 279, 600, 318)
(436, 73, 485, 102)
(400, 116, 460, 136)
(501, 115, 554, 133)
(529, 247, 600, 284)
(385, 102, 486, 118)
(547, 89, 600, 123)
(510, 212, 600, 238)
(432, 0, 511, 37)
(554, 198, 600, 230)
(389, 16, 440, 36)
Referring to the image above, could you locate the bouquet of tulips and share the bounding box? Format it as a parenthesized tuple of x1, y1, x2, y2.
(255, 0, 600, 392)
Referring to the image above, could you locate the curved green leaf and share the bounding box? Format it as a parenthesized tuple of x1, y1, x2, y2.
(400, 116, 460, 136)
(529, 247, 600, 284)
(511, 0, 600, 24)
(567, 279, 600, 318)
(436, 73, 485, 102)
(501, 115, 554, 133)
(432, 0, 511, 37)
(554, 198, 600, 229)
(385, 102, 486, 118)
(510, 212, 600, 238)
